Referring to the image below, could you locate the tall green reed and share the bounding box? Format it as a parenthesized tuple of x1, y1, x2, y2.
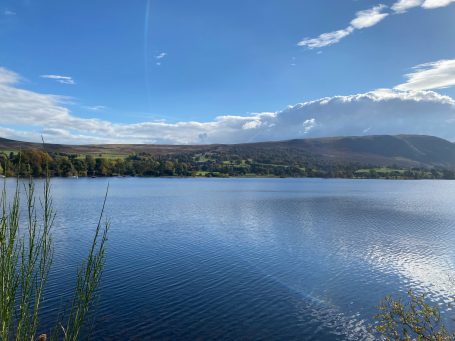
(0, 163, 109, 340)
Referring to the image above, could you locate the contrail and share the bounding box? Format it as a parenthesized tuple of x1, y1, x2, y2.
(144, 0, 152, 109)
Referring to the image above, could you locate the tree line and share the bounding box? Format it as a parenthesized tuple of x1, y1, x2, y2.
(1, 149, 454, 179)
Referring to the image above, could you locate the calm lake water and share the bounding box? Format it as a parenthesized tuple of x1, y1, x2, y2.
(7, 178, 455, 340)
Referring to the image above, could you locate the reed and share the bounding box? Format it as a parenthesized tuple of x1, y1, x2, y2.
(0, 165, 109, 340)
(60, 187, 109, 341)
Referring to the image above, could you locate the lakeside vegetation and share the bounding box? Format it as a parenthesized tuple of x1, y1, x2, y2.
(0, 170, 109, 340)
(1, 149, 454, 179)
(375, 290, 454, 340)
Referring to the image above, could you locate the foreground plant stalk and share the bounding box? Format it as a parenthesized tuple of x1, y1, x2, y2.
(0, 166, 109, 340)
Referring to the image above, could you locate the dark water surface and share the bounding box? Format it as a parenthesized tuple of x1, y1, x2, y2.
(9, 178, 455, 340)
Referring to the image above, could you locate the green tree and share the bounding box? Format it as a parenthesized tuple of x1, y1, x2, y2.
(72, 159, 87, 176)
(95, 158, 111, 176)
(85, 155, 96, 176)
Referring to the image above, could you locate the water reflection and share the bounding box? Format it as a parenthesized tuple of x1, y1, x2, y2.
(3, 178, 455, 340)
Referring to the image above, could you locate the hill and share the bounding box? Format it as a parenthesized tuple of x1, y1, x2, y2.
(1, 134, 455, 169)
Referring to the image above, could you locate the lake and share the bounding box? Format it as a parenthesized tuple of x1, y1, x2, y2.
(9, 178, 455, 340)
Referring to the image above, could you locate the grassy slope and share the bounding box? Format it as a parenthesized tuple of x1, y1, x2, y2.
(1, 134, 455, 169)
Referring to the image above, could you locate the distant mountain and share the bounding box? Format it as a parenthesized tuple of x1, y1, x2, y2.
(1, 134, 455, 169)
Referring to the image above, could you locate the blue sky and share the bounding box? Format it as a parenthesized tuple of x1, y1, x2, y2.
(0, 0, 455, 144)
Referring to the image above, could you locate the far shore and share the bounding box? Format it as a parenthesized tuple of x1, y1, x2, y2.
(2, 175, 452, 181)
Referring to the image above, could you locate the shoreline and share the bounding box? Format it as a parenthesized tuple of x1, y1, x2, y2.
(2, 175, 453, 181)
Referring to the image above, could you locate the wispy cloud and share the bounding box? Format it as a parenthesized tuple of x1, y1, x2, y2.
(1, 65, 455, 144)
(298, 27, 354, 49)
(41, 74, 75, 85)
(4, 9, 16, 15)
(300, 0, 455, 48)
(395, 59, 455, 91)
(298, 5, 388, 49)
(155, 52, 167, 66)
(155, 52, 167, 60)
(84, 105, 106, 112)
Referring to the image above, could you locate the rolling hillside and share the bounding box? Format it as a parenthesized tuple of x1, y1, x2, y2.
(1, 134, 455, 169)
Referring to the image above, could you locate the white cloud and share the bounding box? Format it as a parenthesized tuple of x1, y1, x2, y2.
(1, 66, 455, 144)
(155, 53, 167, 66)
(395, 59, 455, 91)
(298, 27, 354, 49)
(350, 5, 389, 29)
(392, 0, 455, 11)
(4, 9, 16, 15)
(0, 67, 20, 84)
(155, 52, 167, 60)
(392, 0, 424, 12)
(84, 105, 106, 112)
(422, 0, 455, 8)
(242, 120, 262, 130)
(303, 118, 316, 134)
(41, 74, 75, 85)
(298, 5, 388, 49)
(300, 0, 454, 48)
(302, 118, 317, 133)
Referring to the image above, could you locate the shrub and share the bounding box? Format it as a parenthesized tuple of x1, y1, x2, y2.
(375, 290, 453, 340)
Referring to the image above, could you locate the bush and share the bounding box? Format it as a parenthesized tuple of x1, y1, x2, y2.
(375, 290, 453, 340)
